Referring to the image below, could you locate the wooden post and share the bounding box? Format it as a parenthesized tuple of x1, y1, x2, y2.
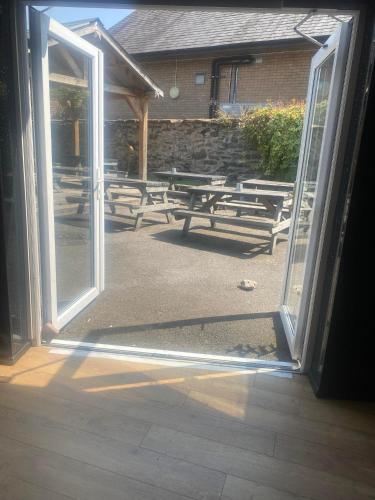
(73, 119, 80, 156)
(138, 97, 148, 180)
(123, 93, 148, 180)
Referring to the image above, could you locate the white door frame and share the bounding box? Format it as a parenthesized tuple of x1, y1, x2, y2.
(30, 9, 104, 331)
(280, 21, 352, 364)
(15, 4, 363, 366)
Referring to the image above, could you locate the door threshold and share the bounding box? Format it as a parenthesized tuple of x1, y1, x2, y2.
(49, 339, 300, 372)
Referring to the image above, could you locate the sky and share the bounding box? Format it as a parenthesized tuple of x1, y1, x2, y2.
(34, 6, 133, 29)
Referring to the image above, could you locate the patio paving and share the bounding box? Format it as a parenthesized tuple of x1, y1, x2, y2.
(54, 210, 292, 362)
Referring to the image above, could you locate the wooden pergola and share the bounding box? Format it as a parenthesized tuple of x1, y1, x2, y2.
(49, 18, 163, 179)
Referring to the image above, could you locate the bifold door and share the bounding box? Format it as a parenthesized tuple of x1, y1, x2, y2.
(30, 9, 104, 331)
(280, 21, 352, 362)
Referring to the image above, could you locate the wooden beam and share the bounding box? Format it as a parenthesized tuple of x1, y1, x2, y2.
(49, 74, 139, 98)
(57, 45, 83, 78)
(138, 97, 149, 181)
(49, 72, 87, 88)
(73, 119, 80, 156)
(104, 83, 138, 98)
(124, 95, 143, 120)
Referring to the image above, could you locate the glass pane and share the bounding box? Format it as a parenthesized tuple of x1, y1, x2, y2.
(284, 52, 335, 330)
(48, 36, 94, 314)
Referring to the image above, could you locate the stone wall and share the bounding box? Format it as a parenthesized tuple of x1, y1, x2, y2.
(105, 118, 261, 180)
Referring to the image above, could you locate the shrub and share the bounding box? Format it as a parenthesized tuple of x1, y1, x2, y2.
(216, 109, 237, 127)
(240, 102, 305, 181)
(50, 86, 88, 120)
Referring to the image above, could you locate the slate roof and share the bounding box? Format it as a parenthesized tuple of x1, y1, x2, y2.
(110, 10, 348, 56)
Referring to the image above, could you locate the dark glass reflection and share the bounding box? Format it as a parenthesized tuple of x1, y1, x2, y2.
(0, 5, 29, 360)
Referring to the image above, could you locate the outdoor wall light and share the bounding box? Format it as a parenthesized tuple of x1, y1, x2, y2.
(169, 86, 180, 99)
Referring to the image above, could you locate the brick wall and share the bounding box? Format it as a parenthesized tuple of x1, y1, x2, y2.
(105, 47, 314, 120)
(106, 58, 212, 120)
(219, 51, 311, 104)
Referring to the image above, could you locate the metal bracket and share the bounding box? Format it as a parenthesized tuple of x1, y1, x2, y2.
(294, 11, 344, 49)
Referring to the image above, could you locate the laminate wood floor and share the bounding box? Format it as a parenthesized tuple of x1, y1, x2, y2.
(0, 347, 374, 500)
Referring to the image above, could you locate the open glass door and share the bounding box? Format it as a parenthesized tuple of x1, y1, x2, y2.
(280, 21, 352, 361)
(30, 9, 104, 331)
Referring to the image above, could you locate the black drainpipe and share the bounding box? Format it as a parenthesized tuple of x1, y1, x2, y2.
(209, 55, 255, 118)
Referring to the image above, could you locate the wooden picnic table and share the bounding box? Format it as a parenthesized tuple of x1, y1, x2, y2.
(66, 175, 176, 230)
(104, 176, 176, 230)
(242, 178, 295, 192)
(174, 185, 292, 254)
(154, 171, 227, 190)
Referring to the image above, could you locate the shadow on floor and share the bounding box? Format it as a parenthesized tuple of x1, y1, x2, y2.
(104, 216, 171, 233)
(150, 227, 279, 259)
(58, 311, 292, 362)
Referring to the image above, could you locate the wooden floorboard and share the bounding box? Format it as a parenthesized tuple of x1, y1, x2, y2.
(0, 347, 374, 500)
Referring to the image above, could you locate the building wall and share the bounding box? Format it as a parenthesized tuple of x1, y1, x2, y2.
(218, 50, 312, 105)
(106, 58, 212, 119)
(106, 47, 314, 120)
(140, 58, 213, 119)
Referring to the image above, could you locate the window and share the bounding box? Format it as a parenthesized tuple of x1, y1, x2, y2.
(195, 72, 205, 85)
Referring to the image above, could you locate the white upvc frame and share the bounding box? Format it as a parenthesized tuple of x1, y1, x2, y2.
(13, 3, 364, 370)
(30, 9, 104, 331)
(280, 21, 352, 362)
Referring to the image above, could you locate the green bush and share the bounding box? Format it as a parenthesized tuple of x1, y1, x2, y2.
(240, 102, 305, 181)
(50, 86, 88, 120)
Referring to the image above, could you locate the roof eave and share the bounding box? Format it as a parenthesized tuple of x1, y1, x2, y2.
(72, 21, 164, 97)
(127, 35, 330, 61)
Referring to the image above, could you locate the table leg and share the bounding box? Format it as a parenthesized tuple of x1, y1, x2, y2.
(270, 233, 278, 255)
(209, 200, 216, 228)
(77, 197, 85, 215)
(134, 191, 149, 230)
(106, 186, 116, 214)
(201, 193, 222, 211)
(163, 191, 174, 223)
(269, 199, 283, 253)
(274, 200, 283, 222)
(182, 217, 192, 235)
(204, 193, 216, 228)
(182, 193, 196, 236)
(203, 193, 223, 229)
(77, 185, 87, 215)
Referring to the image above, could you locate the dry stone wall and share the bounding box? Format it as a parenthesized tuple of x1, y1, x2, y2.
(104, 119, 261, 180)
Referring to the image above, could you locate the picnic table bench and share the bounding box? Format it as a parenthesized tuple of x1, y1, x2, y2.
(215, 198, 292, 218)
(174, 185, 292, 254)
